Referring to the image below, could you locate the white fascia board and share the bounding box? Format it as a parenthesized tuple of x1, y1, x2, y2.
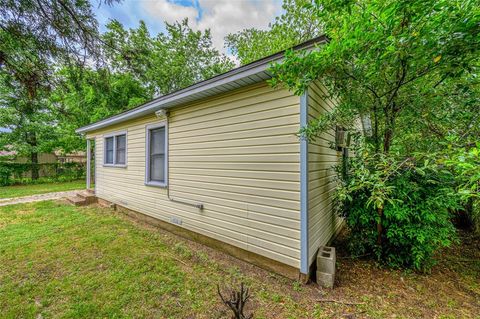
(76, 61, 273, 134)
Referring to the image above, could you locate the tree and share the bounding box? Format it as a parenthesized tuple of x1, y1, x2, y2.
(269, 0, 479, 268)
(1, 4, 234, 175)
(0, 0, 115, 178)
(49, 18, 234, 151)
(0, 74, 60, 159)
(225, 0, 322, 65)
(102, 19, 234, 95)
(271, 0, 478, 152)
(395, 75, 480, 155)
(49, 67, 150, 153)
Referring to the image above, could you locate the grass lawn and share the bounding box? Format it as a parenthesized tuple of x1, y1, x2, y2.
(0, 180, 85, 199)
(0, 201, 479, 318)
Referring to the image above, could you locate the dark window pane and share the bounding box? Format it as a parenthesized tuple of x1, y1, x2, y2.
(115, 135, 126, 164)
(150, 154, 164, 182)
(106, 150, 113, 164)
(116, 149, 125, 164)
(150, 128, 165, 155)
(105, 137, 114, 164)
(116, 135, 126, 149)
(149, 127, 165, 183)
(106, 137, 114, 151)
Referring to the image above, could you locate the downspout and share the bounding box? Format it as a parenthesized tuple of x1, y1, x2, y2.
(299, 90, 309, 275)
(161, 110, 204, 210)
(86, 139, 91, 190)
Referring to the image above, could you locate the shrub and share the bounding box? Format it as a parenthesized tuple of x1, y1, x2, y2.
(0, 165, 13, 186)
(442, 141, 480, 234)
(0, 162, 86, 186)
(336, 136, 459, 270)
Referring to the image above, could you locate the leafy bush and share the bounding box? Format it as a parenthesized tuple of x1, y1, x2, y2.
(442, 140, 480, 234)
(0, 165, 13, 186)
(0, 162, 86, 186)
(336, 136, 459, 270)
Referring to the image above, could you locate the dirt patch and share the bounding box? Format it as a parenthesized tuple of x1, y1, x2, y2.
(0, 190, 79, 206)
(326, 230, 480, 318)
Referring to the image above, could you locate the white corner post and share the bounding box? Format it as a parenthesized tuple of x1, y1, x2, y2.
(300, 89, 309, 275)
(86, 139, 91, 189)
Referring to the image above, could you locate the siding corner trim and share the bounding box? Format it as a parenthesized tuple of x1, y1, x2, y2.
(300, 89, 309, 274)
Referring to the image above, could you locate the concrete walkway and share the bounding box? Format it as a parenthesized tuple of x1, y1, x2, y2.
(0, 190, 80, 207)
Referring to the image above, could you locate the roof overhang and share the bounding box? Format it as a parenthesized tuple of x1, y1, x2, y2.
(76, 35, 327, 134)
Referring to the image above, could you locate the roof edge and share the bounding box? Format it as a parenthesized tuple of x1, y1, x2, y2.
(76, 35, 327, 134)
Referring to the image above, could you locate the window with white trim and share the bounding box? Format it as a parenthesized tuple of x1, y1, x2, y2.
(145, 123, 167, 187)
(104, 132, 127, 166)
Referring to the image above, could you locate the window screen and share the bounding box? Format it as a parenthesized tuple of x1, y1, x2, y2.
(105, 137, 114, 164)
(149, 127, 165, 183)
(115, 134, 126, 164)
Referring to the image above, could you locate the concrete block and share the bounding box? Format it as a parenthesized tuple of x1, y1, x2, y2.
(66, 196, 86, 206)
(76, 191, 96, 205)
(317, 246, 336, 275)
(316, 246, 336, 288)
(316, 271, 334, 288)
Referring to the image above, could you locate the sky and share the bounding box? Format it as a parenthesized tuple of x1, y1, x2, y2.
(94, 0, 283, 57)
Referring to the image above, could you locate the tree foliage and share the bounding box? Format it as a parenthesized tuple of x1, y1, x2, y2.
(337, 136, 459, 270)
(0, 0, 107, 95)
(0, 0, 114, 178)
(271, 0, 479, 153)
(269, 0, 480, 268)
(102, 19, 234, 95)
(225, 0, 322, 65)
(442, 139, 480, 234)
(1, 2, 234, 173)
(48, 18, 234, 152)
(49, 67, 150, 152)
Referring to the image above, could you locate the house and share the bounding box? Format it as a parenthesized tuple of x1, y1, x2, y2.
(76, 36, 343, 280)
(55, 150, 87, 163)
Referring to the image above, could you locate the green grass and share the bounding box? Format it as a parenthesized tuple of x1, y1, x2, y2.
(0, 201, 313, 318)
(0, 180, 85, 199)
(1, 201, 478, 318)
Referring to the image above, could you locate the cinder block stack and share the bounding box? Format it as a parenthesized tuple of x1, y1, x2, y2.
(316, 246, 336, 288)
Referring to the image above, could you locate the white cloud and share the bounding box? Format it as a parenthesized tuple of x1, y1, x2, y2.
(142, 0, 198, 26)
(140, 0, 282, 53)
(196, 0, 280, 50)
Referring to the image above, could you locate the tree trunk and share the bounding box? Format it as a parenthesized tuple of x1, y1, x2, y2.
(383, 101, 399, 154)
(383, 128, 393, 153)
(373, 104, 380, 153)
(28, 131, 39, 180)
(31, 151, 39, 180)
(379, 111, 394, 245)
(376, 206, 383, 246)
